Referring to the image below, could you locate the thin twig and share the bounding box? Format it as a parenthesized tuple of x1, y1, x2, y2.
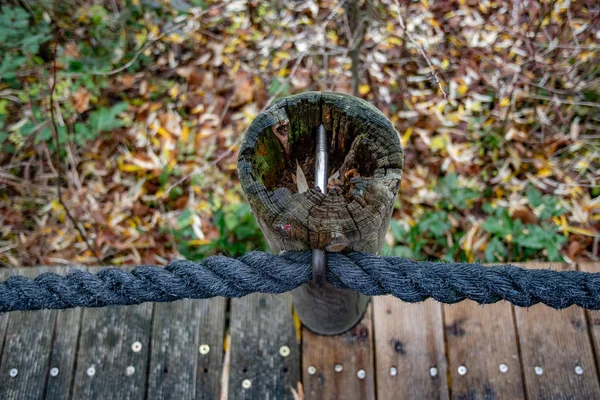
(49, 29, 103, 265)
(392, 0, 447, 100)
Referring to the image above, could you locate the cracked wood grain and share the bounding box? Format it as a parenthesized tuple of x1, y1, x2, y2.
(238, 92, 402, 335)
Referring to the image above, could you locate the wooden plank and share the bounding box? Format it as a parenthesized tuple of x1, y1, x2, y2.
(373, 297, 448, 400)
(71, 300, 153, 400)
(302, 302, 376, 400)
(444, 301, 524, 399)
(229, 293, 300, 399)
(0, 268, 13, 361)
(45, 266, 84, 400)
(578, 262, 600, 378)
(147, 298, 226, 400)
(514, 262, 600, 399)
(0, 267, 57, 400)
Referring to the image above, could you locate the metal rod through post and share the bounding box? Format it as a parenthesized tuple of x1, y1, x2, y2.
(312, 124, 328, 286)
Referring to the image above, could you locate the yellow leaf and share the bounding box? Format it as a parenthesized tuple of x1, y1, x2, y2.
(359, 84, 370, 95)
(537, 167, 552, 178)
(156, 126, 171, 139)
(441, 59, 449, 70)
(278, 68, 290, 78)
(430, 135, 446, 151)
(187, 239, 212, 246)
(458, 84, 468, 95)
(181, 125, 190, 142)
(421, 0, 429, 8)
(232, 60, 240, 74)
(388, 36, 402, 45)
(223, 334, 230, 352)
(121, 164, 145, 172)
(169, 85, 178, 99)
(292, 308, 302, 343)
(401, 127, 413, 147)
(275, 51, 290, 60)
(564, 226, 597, 237)
(499, 97, 510, 107)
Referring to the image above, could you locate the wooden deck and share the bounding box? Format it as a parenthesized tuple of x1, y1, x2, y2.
(1, 262, 600, 399)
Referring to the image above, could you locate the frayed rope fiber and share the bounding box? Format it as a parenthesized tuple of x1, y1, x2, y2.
(2, 251, 600, 312)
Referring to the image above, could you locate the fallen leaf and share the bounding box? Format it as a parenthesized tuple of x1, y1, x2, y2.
(72, 87, 91, 113)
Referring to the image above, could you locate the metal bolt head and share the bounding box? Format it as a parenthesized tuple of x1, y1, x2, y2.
(126, 366, 135, 376)
(390, 367, 398, 376)
(499, 364, 509, 373)
(131, 341, 142, 353)
(458, 366, 467, 376)
(9, 368, 17, 378)
(50, 367, 59, 377)
(86, 366, 96, 377)
(199, 344, 210, 355)
(430, 367, 438, 377)
(242, 379, 252, 389)
(357, 369, 366, 380)
(334, 364, 343, 373)
(308, 366, 317, 375)
(575, 366, 584, 375)
(534, 366, 543, 376)
(279, 346, 290, 357)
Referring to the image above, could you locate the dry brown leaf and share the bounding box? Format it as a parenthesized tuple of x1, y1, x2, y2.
(511, 208, 537, 224)
(118, 74, 137, 89)
(231, 78, 254, 108)
(64, 42, 80, 58)
(72, 87, 91, 113)
(291, 67, 311, 89)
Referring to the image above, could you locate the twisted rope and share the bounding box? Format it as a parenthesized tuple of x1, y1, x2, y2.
(1, 251, 600, 313)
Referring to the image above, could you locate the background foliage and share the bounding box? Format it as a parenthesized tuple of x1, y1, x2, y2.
(0, 0, 598, 266)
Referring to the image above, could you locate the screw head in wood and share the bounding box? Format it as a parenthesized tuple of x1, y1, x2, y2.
(279, 346, 290, 357)
(86, 366, 96, 377)
(308, 366, 317, 375)
(357, 369, 366, 380)
(9, 368, 17, 378)
(389, 367, 397, 376)
(430, 367, 438, 377)
(126, 366, 135, 376)
(131, 341, 142, 352)
(199, 344, 210, 355)
(534, 366, 543, 376)
(499, 364, 508, 373)
(242, 379, 252, 389)
(458, 366, 467, 376)
(50, 367, 59, 377)
(575, 366, 584, 375)
(334, 364, 343, 373)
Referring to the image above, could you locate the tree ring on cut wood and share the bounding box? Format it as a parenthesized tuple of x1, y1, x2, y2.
(238, 91, 403, 254)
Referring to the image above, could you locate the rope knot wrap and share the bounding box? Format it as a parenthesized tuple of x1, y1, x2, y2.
(2, 252, 600, 313)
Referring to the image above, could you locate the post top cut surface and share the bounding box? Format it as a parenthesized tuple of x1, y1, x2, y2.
(238, 92, 403, 253)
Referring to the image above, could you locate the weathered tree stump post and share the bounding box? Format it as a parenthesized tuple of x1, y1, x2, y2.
(238, 92, 403, 335)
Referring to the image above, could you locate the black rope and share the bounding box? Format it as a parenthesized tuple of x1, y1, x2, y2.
(1, 251, 600, 312)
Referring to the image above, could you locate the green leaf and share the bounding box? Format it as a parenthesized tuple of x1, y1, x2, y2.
(485, 237, 507, 262)
(526, 186, 543, 207)
(177, 208, 193, 229)
(389, 220, 406, 241)
(417, 211, 450, 237)
(86, 102, 128, 132)
(0, 55, 26, 80)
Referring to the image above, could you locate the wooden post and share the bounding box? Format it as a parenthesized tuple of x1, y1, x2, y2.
(238, 92, 403, 335)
